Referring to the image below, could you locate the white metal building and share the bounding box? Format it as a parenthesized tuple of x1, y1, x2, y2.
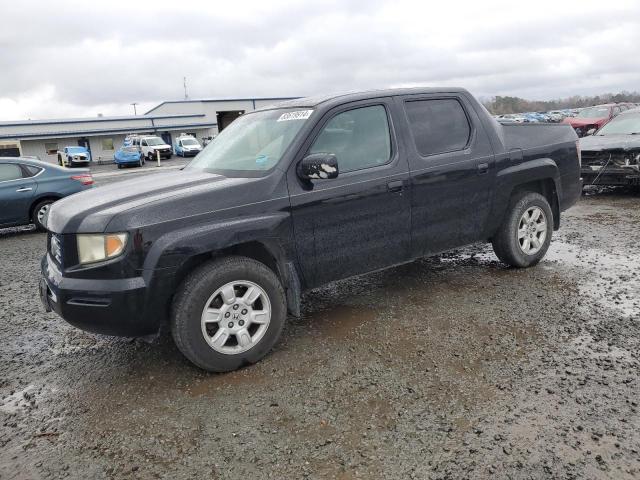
(145, 97, 299, 131)
(0, 96, 297, 164)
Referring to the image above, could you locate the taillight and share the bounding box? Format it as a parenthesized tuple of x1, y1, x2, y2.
(70, 174, 94, 186)
(576, 140, 581, 167)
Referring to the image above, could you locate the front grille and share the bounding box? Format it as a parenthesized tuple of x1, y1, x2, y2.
(581, 150, 640, 168)
(50, 234, 63, 265)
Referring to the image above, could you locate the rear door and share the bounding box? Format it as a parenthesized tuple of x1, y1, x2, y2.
(287, 99, 412, 287)
(396, 94, 496, 256)
(0, 162, 36, 226)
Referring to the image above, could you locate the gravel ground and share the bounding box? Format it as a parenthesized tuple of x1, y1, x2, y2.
(0, 183, 639, 479)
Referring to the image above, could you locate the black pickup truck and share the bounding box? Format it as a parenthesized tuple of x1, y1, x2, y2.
(40, 88, 582, 372)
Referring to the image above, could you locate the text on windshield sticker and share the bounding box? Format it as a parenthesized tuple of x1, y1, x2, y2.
(277, 110, 313, 122)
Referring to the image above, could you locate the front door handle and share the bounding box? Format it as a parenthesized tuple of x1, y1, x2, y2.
(477, 163, 489, 175)
(387, 180, 404, 193)
(16, 187, 33, 192)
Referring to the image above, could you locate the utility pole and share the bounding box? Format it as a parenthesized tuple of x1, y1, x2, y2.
(183, 77, 189, 100)
(130, 102, 138, 115)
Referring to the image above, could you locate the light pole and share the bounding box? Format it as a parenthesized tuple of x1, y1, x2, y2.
(131, 102, 138, 115)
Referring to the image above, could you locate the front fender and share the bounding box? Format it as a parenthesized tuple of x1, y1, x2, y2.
(142, 212, 292, 272)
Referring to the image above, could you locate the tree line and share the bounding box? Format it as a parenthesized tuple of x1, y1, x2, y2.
(483, 92, 640, 115)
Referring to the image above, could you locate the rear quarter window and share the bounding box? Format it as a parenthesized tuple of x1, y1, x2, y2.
(23, 165, 43, 177)
(404, 98, 471, 156)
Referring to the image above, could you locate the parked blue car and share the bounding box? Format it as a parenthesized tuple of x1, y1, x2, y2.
(0, 157, 93, 231)
(114, 145, 145, 168)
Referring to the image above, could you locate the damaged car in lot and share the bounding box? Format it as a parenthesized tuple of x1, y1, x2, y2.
(563, 104, 621, 137)
(580, 108, 640, 187)
(40, 88, 582, 372)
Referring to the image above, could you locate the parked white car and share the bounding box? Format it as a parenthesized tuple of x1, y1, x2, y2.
(57, 146, 91, 167)
(174, 134, 203, 157)
(130, 135, 172, 161)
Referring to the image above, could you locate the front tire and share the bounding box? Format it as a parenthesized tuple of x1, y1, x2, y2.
(171, 256, 287, 372)
(491, 191, 553, 268)
(32, 199, 54, 231)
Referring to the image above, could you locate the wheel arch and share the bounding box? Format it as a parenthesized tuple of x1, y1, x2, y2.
(172, 241, 302, 318)
(29, 194, 63, 219)
(147, 213, 303, 319)
(489, 158, 562, 235)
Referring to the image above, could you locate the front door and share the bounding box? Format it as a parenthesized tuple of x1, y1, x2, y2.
(396, 94, 496, 256)
(287, 100, 412, 287)
(0, 163, 35, 226)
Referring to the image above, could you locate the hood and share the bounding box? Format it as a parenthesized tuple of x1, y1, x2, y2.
(47, 169, 251, 234)
(149, 143, 171, 149)
(579, 134, 640, 151)
(564, 117, 607, 127)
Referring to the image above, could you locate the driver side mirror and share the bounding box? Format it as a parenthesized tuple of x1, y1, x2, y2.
(298, 153, 339, 180)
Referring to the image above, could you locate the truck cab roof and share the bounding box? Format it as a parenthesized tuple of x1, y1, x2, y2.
(261, 87, 470, 111)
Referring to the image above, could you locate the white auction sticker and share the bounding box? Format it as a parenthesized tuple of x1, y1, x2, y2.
(277, 110, 313, 122)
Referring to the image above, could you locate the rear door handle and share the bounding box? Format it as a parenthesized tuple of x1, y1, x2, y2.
(387, 180, 404, 192)
(16, 187, 33, 192)
(477, 163, 489, 175)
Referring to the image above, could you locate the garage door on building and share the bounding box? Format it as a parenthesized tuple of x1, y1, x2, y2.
(0, 141, 21, 157)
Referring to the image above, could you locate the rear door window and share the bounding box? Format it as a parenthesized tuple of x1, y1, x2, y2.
(0, 163, 23, 182)
(404, 99, 471, 156)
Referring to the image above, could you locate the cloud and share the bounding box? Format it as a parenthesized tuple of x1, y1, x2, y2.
(1, 0, 639, 119)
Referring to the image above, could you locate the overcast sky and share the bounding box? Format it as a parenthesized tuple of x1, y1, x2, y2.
(1, 0, 639, 120)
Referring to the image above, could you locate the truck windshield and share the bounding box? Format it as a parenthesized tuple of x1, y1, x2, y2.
(595, 113, 640, 136)
(145, 137, 165, 146)
(186, 108, 313, 174)
(181, 138, 198, 146)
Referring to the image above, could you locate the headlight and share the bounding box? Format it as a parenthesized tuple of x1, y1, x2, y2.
(77, 233, 128, 265)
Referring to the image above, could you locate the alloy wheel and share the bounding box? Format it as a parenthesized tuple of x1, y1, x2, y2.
(517, 206, 547, 255)
(200, 280, 271, 355)
(37, 203, 51, 225)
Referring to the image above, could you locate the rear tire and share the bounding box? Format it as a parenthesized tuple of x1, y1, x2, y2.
(32, 199, 54, 231)
(491, 191, 553, 268)
(171, 256, 287, 372)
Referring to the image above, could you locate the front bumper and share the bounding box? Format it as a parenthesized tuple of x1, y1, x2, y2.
(581, 166, 640, 186)
(116, 157, 142, 164)
(40, 253, 166, 337)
